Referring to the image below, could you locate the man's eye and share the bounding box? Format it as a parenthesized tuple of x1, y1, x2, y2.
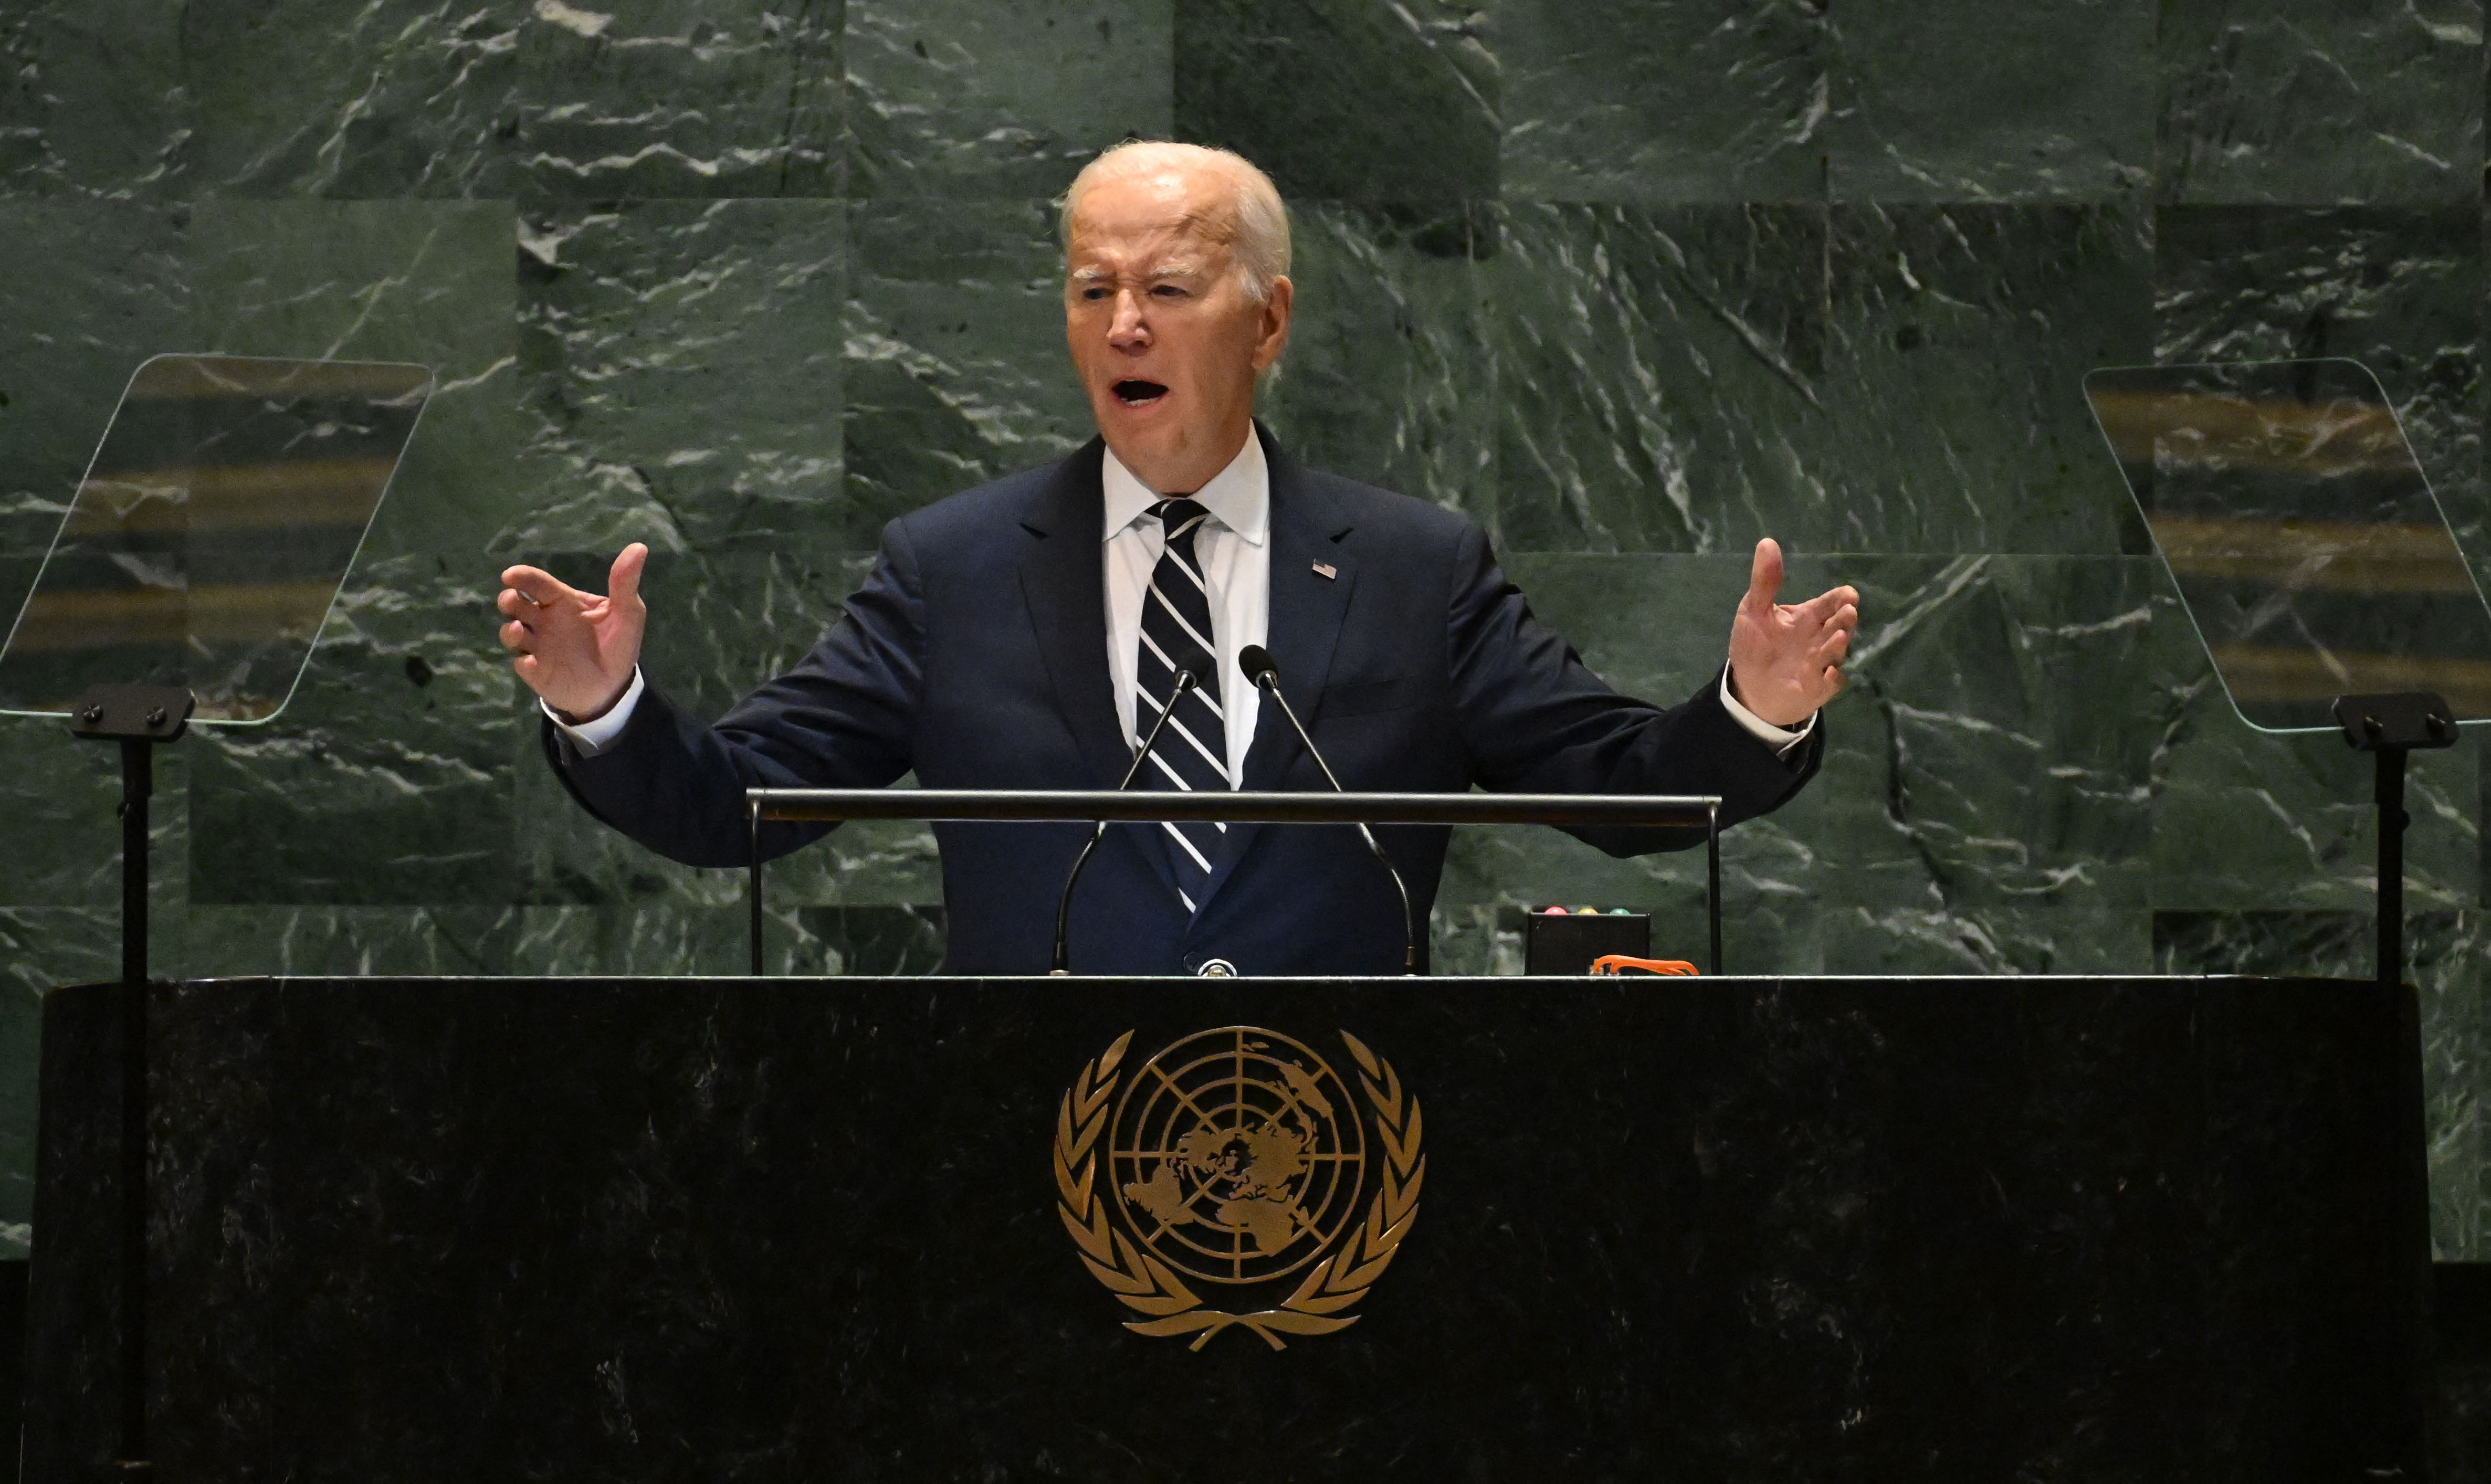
(1151, 285, 1187, 299)
(1079, 287, 1109, 300)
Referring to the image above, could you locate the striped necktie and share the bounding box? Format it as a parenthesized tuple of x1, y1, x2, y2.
(1137, 497, 1231, 912)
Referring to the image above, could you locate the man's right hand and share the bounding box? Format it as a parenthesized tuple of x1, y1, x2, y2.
(497, 544, 649, 722)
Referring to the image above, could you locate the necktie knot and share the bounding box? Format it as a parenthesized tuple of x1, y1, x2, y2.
(1150, 498, 1212, 550)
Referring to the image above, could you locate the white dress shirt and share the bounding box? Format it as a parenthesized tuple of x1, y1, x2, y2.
(549, 436, 1814, 762)
(1102, 437, 1267, 782)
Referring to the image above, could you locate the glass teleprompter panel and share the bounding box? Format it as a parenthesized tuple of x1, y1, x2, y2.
(2083, 358, 2491, 733)
(0, 354, 433, 723)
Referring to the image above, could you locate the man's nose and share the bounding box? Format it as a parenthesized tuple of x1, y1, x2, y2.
(1107, 289, 1150, 348)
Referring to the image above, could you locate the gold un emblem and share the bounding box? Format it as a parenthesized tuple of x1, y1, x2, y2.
(1053, 1026, 1425, 1350)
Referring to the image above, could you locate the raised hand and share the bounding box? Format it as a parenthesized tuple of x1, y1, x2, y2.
(496, 544, 649, 722)
(1727, 537, 1859, 729)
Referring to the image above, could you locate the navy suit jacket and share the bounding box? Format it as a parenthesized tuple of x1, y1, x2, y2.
(545, 428, 1824, 975)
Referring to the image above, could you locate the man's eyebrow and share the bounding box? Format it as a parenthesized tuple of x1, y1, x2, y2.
(1065, 261, 1205, 284)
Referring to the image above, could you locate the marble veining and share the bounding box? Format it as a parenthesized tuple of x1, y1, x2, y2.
(0, 0, 2486, 1275)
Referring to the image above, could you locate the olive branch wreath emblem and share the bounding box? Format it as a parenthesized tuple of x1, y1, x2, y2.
(1052, 1029, 1426, 1351)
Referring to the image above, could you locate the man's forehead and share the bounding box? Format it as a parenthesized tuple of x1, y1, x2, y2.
(1069, 204, 1231, 250)
(1068, 165, 1239, 243)
(1064, 214, 1233, 280)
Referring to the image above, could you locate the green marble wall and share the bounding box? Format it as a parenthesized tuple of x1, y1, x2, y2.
(1, 0, 2486, 1260)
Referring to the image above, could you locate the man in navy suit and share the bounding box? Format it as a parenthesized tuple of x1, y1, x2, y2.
(495, 142, 1859, 976)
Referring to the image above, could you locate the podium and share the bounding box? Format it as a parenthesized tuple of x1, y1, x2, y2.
(24, 973, 2430, 1481)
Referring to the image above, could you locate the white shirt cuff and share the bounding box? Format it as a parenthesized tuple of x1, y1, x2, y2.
(1719, 669, 1815, 758)
(544, 667, 645, 757)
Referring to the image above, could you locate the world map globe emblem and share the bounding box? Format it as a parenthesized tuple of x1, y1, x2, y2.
(1108, 1027, 1367, 1286)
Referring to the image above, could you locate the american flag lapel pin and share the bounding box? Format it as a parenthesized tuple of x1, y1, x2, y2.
(1312, 561, 1337, 580)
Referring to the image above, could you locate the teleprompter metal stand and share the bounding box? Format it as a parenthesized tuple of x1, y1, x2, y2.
(2084, 361, 2491, 988)
(68, 681, 193, 1481)
(0, 353, 438, 1481)
(69, 683, 191, 984)
(2333, 692, 2459, 989)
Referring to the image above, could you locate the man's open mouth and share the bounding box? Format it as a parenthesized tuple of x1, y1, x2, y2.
(1113, 379, 1168, 406)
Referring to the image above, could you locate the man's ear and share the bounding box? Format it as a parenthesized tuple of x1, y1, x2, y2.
(1252, 276, 1294, 371)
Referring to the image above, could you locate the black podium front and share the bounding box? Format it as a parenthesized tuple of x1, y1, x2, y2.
(24, 975, 2431, 1480)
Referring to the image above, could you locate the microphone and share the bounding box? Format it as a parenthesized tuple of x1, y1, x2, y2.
(1050, 653, 1207, 974)
(1236, 644, 1418, 975)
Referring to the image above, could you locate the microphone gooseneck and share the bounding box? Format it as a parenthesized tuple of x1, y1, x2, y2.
(1235, 645, 1419, 975)
(1050, 663, 1202, 974)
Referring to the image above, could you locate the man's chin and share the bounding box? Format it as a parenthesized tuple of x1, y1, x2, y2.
(1098, 424, 1174, 476)
(1095, 405, 1187, 464)
(1092, 400, 1254, 491)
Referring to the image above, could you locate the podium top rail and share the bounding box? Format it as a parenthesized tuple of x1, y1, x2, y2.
(745, 788, 1721, 828)
(739, 789, 1729, 976)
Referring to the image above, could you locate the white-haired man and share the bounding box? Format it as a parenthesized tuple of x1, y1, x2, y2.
(495, 141, 1858, 975)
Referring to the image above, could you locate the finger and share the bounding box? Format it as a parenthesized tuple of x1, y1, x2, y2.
(500, 564, 576, 609)
(1811, 602, 1859, 644)
(1744, 538, 1784, 613)
(498, 619, 534, 654)
(1810, 625, 1852, 668)
(1791, 584, 1861, 627)
(608, 543, 649, 609)
(495, 587, 540, 619)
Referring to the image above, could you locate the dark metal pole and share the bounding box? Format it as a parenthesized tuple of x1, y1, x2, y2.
(117, 738, 150, 1473)
(65, 683, 190, 1481)
(119, 739, 149, 986)
(1706, 802, 1722, 976)
(2377, 745, 2407, 989)
(2327, 693, 2453, 989)
(748, 800, 764, 977)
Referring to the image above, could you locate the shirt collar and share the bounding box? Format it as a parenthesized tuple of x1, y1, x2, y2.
(1100, 432, 1269, 548)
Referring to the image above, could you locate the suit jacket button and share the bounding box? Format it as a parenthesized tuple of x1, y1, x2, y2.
(1196, 957, 1238, 977)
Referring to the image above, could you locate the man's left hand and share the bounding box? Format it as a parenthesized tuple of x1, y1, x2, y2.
(1727, 537, 1859, 728)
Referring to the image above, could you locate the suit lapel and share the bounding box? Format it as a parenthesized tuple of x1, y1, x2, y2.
(1016, 438, 1185, 897)
(1197, 429, 1357, 910)
(1016, 438, 1134, 788)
